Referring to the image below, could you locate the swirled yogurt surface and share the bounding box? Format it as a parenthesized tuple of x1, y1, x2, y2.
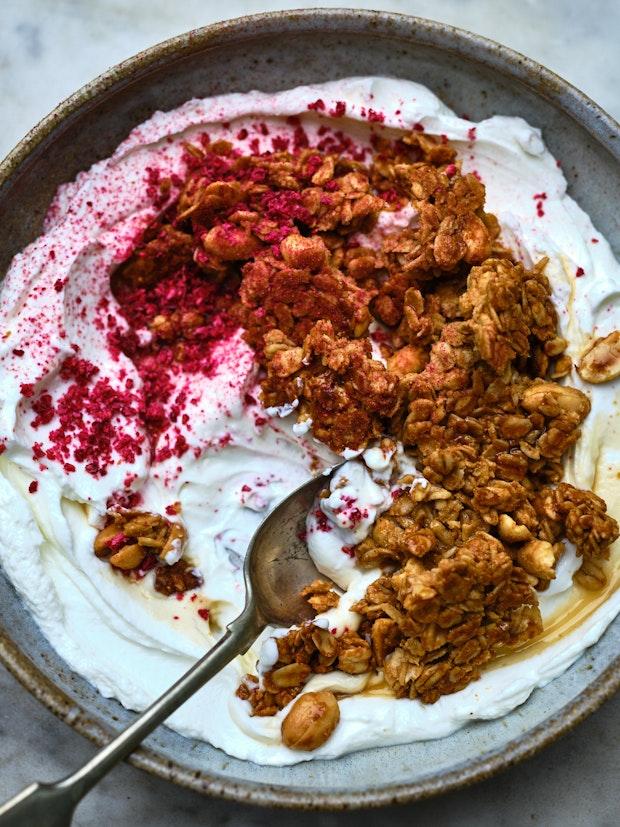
(0, 77, 618, 765)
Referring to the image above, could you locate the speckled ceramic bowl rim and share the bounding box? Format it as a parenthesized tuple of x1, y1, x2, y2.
(0, 8, 618, 811)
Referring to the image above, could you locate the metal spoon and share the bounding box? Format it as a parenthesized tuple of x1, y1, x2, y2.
(0, 466, 339, 827)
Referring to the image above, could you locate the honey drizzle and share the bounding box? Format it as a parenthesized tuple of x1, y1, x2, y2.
(491, 560, 619, 669)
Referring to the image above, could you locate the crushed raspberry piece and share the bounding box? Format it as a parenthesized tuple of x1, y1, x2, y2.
(29, 357, 144, 477)
(31, 393, 55, 428)
(341, 545, 355, 558)
(292, 125, 309, 151)
(106, 489, 143, 510)
(304, 153, 323, 178)
(107, 532, 129, 552)
(413, 122, 425, 132)
(109, 251, 240, 461)
(20, 383, 35, 398)
(467, 126, 477, 141)
(314, 508, 332, 532)
(329, 101, 346, 117)
(54, 279, 65, 292)
(271, 135, 290, 152)
(59, 356, 99, 383)
(346, 507, 368, 526)
(28, 481, 38, 494)
(307, 98, 326, 112)
(197, 608, 210, 621)
(367, 109, 385, 123)
(12, 349, 24, 357)
(591, 238, 599, 243)
(445, 163, 457, 178)
(575, 267, 585, 278)
(134, 554, 158, 579)
(260, 189, 311, 223)
(144, 166, 162, 203)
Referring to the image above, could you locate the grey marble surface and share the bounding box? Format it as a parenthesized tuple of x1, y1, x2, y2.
(1, 1, 619, 825)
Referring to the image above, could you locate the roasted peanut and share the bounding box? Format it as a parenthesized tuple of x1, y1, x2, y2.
(122, 513, 161, 537)
(574, 558, 607, 591)
(388, 344, 428, 377)
(498, 514, 532, 544)
(311, 627, 339, 659)
(94, 524, 122, 557)
(281, 691, 340, 751)
(577, 331, 620, 384)
(461, 213, 492, 264)
(544, 336, 568, 357)
(270, 663, 312, 689)
(263, 329, 297, 360)
(203, 224, 260, 260)
(271, 346, 304, 377)
(109, 544, 146, 570)
(521, 382, 590, 419)
(517, 539, 560, 580)
(280, 234, 328, 271)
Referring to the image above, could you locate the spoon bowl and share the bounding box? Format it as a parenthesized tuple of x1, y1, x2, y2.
(247, 469, 336, 628)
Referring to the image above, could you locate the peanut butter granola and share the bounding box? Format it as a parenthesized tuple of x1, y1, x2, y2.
(105, 126, 615, 746)
(109, 123, 619, 746)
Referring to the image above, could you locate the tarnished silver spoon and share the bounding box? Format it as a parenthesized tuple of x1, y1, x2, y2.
(0, 466, 340, 827)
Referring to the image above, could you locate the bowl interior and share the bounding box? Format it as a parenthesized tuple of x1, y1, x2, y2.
(0, 10, 618, 809)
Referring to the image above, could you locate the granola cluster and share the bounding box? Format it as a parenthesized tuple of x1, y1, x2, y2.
(244, 471, 617, 719)
(261, 320, 402, 452)
(361, 532, 541, 703)
(237, 620, 372, 716)
(94, 510, 201, 596)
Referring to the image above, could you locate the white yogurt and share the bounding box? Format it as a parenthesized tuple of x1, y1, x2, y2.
(0, 77, 618, 765)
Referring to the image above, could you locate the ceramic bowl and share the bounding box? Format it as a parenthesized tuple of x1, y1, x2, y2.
(0, 9, 618, 810)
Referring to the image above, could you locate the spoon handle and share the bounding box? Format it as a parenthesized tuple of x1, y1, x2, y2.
(0, 605, 264, 827)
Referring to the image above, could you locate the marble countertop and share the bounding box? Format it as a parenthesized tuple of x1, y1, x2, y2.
(1, 1, 618, 825)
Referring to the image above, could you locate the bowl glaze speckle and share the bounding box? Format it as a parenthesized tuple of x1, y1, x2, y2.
(0, 9, 618, 810)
